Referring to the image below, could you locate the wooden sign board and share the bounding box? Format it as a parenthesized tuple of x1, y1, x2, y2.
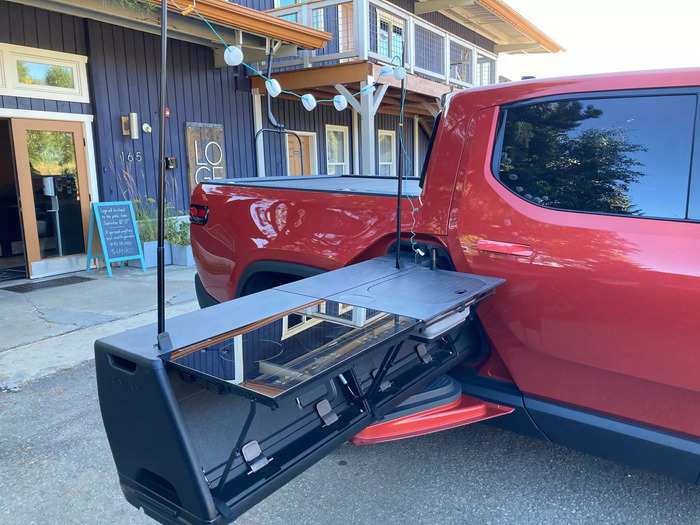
(185, 122, 226, 193)
(85, 201, 146, 277)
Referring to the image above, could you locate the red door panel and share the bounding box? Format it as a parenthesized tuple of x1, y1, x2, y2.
(448, 107, 700, 437)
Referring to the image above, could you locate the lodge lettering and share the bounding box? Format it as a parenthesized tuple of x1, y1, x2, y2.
(194, 139, 225, 183)
(185, 122, 226, 192)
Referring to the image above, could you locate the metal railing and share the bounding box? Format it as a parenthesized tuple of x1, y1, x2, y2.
(267, 0, 497, 88)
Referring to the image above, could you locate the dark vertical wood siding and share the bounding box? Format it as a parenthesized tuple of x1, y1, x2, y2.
(0, 1, 91, 114)
(87, 20, 255, 210)
(231, 0, 275, 10)
(417, 117, 430, 173)
(375, 112, 414, 177)
(383, 0, 496, 52)
(420, 12, 495, 52)
(261, 97, 354, 176)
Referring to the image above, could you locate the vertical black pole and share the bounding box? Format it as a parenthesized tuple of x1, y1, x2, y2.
(395, 47, 406, 270)
(157, 1, 168, 335)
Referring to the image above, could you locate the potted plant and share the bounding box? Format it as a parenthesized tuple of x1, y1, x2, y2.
(134, 198, 171, 268)
(170, 220, 194, 266)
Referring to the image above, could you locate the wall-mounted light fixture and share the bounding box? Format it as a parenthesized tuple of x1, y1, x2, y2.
(121, 112, 140, 139)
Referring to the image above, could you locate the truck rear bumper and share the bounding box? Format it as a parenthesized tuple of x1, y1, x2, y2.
(194, 273, 219, 308)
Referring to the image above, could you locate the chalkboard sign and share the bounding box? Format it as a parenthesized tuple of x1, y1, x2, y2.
(85, 201, 146, 277)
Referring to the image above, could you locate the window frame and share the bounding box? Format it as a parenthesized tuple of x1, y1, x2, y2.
(0, 43, 89, 103)
(325, 124, 350, 174)
(378, 129, 396, 177)
(491, 87, 700, 223)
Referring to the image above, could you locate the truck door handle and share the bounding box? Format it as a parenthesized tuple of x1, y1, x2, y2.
(477, 239, 533, 257)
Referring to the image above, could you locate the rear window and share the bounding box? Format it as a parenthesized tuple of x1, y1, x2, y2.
(494, 94, 697, 219)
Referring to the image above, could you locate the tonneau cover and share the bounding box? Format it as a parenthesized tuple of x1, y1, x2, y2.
(204, 175, 422, 198)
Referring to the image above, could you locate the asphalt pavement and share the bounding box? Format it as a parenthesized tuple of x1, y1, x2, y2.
(1, 361, 699, 525)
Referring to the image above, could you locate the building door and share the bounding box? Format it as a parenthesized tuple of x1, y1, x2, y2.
(286, 133, 316, 176)
(0, 119, 26, 281)
(11, 119, 91, 277)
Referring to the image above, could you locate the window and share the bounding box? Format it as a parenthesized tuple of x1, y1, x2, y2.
(378, 130, 395, 177)
(449, 42, 472, 85)
(325, 125, 349, 174)
(476, 54, 495, 86)
(377, 12, 404, 60)
(494, 94, 697, 219)
(282, 303, 326, 340)
(0, 43, 89, 103)
(312, 8, 324, 31)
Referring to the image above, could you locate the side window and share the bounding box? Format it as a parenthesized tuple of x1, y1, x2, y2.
(689, 113, 700, 220)
(495, 94, 697, 219)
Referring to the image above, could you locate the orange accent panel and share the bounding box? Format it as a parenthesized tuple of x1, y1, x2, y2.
(350, 395, 513, 445)
(153, 0, 332, 50)
(478, 0, 563, 53)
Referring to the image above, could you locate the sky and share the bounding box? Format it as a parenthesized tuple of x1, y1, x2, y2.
(497, 0, 700, 81)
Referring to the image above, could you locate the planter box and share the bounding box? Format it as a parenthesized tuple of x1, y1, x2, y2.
(171, 243, 194, 266)
(141, 240, 172, 268)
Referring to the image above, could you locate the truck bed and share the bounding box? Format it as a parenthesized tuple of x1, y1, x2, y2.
(205, 175, 422, 198)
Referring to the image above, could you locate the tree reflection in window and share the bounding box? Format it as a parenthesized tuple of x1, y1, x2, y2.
(497, 95, 696, 219)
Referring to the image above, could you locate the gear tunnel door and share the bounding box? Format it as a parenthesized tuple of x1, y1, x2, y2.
(95, 257, 503, 524)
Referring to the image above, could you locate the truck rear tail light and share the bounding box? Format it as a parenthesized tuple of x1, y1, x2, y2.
(189, 204, 209, 225)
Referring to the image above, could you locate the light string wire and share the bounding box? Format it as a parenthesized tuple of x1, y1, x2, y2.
(188, 5, 400, 102)
(182, 2, 422, 255)
(397, 80, 420, 256)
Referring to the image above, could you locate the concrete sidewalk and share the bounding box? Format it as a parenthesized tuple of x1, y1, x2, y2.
(0, 265, 199, 389)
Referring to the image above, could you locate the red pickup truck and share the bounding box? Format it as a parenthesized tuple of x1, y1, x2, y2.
(190, 69, 700, 483)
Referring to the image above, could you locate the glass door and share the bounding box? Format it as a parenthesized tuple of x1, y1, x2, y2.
(11, 119, 90, 277)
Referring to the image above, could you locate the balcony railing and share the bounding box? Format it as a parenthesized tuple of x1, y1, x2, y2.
(267, 0, 497, 88)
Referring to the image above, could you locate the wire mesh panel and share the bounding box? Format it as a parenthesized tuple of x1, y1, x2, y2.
(337, 2, 355, 53)
(369, 5, 378, 53)
(477, 54, 496, 86)
(450, 41, 472, 84)
(310, 1, 355, 65)
(414, 25, 444, 76)
(374, 10, 405, 60)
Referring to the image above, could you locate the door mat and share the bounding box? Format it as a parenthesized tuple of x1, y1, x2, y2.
(2, 275, 93, 293)
(0, 266, 26, 283)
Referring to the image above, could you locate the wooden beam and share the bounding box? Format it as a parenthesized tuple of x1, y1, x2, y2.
(371, 63, 452, 98)
(422, 102, 440, 118)
(334, 84, 361, 112)
(152, 0, 332, 50)
(494, 42, 542, 53)
(415, 0, 475, 15)
(251, 62, 372, 94)
(419, 118, 434, 136)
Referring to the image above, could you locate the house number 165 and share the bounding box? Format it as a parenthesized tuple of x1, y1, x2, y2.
(120, 151, 143, 163)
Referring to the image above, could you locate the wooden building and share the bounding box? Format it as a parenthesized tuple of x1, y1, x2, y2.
(0, 0, 559, 279)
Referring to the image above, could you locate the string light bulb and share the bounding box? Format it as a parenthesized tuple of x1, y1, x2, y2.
(380, 64, 394, 77)
(333, 94, 348, 111)
(223, 45, 243, 66)
(301, 93, 317, 111)
(265, 78, 282, 97)
(393, 66, 406, 81)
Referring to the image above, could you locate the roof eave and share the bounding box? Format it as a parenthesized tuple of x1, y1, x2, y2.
(477, 0, 564, 53)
